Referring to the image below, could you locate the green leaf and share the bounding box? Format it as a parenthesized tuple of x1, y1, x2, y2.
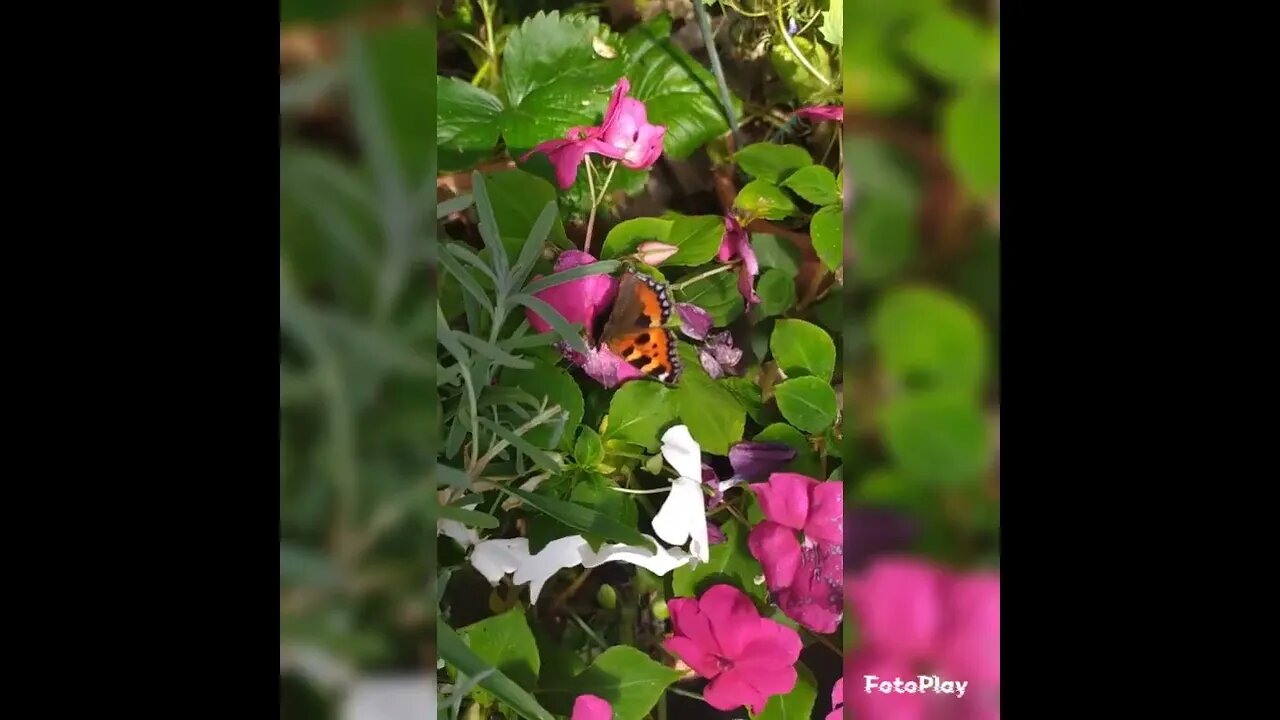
(735, 179, 798, 221)
(471, 171, 511, 279)
(538, 646, 683, 720)
(501, 361, 585, 449)
(604, 381, 679, 452)
(770, 35, 833, 104)
(844, 137, 921, 210)
(754, 423, 822, 478)
(622, 15, 739, 159)
(901, 9, 991, 86)
(511, 202, 560, 288)
(754, 661, 818, 720)
(675, 345, 745, 455)
(522, 260, 621, 295)
(771, 319, 836, 381)
(438, 622, 555, 720)
(500, 485, 652, 548)
(751, 233, 802, 276)
(943, 84, 1000, 197)
(755, 268, 796, 318)
(574, 426, 605, 467)
(601, 217, 675, 260)
(810, 205, 843, 272)
(883, 391, 990, 485)
(437, 505, 500, 530)
(781, 165, 840, 206)
(854, 195, 916, 283)
(349, 23, 434, 187)
(436, 463, 471, 488)
(459, 607, 542, 691)
(571, 476, 639, 547)
(820, 0, 843, 47)
(871, 287, 988, 394)
(510, 294, 590, 354)
(455, 332, 535, 369)
(735, 143, 815, 185)
(844, 25, 916, 112)
(437, 76, 503, 172)
(773, 377, 838, 433)
(478, 417, 564, 473)
(665, 215, 727, 266)
(500, 11, 624, 155)
(721, 377, 766, 425)
(483, 169, 572, 254)
(672, 520, 766, 604)
(675, 269, 743, 327)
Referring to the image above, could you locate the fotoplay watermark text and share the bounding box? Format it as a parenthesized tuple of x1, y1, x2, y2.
(864, 675, 968, 698)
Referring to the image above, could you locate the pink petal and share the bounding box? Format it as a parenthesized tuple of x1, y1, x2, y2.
(717, 214, 745, 263)
(750, 473, 818, 530)
(937, 572, 1000, 684)
(675, 303, 713, 340)
(570, 694, 612, 720)
(774, 542, 844, 634)
(804, 481, 844, 545)
(844, 650, 928, 720)
(579, 344, 646, 388)
(849, 557, 946, 660)
(794, 105, 844, 123)
(699, 584, 765, 659)
(600, 77, 631, 132)
(662, 636, 721, 680)
(832, 677, 844, 706)
(666, 597, 723, 658)
(728, 657, 798, 699)
(703, 670, 768, 715)
(522, 136, 593, 190)
(747, 522, 801, 591)
(523, 252, 618, 338)
(732, 622, 803, 676)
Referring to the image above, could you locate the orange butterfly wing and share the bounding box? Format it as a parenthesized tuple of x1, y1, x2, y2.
(603, 272, 683, 383)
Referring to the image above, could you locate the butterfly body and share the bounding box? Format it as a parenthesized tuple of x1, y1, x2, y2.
(598, 270, 682, 384)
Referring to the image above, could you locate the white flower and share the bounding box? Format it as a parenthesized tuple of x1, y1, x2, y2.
(438, 501, 482, 550)
(650, 425, 710, 563)
(469, 534, 694, 603)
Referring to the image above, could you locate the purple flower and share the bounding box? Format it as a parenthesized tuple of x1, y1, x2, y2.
(716, 214, 760, 307)
(675, 302, 713, 341)
(698, 330, 743, 379)
(728, 442, 798, 484)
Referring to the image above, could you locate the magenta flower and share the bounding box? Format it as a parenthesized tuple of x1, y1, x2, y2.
(571, 694, 611, 720)
(747, 473, 844, 633)
(675, 302, 713, 340)
(795, 105, 844, 123)
(826, 677, 844, 720)
(521, 77, 666, 190)
(846, 558, 1000, 720)
(663, 584, 802, 714)
(715, 214, 760, 307)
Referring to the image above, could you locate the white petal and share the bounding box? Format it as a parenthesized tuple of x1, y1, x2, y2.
(660, 425, 703, 483)
(513, 535, 590, 603)
(582, 535, 695, 576)
(439, 503, 482, 549)
(469, 538, 529, 585)
(651, 476, 703, 548)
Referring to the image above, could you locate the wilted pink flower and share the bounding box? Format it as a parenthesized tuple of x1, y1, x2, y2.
(521, 77, 665, 190)
(698, 330, 743, 379)
(826, 677, 844, 720)
(571, 694, 612, 720)
(747, 473, 844, 633)
(564, 342, 646, 389)
(636, 240, 679, 266)
(663, 584, 802, 714)
(716, 214, 760, 307)
(675, 302, 713, 340)
(795, 105, 844, 123)
(846, 558, 1000, 720)
(727, 442, 797, 484)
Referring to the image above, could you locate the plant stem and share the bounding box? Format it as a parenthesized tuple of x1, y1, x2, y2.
(692, 0, 742, 151)
(667, 687, 706, 702)
(775, 0, 831, 88)
(802, 628, 843, 657)
(584, 160, 618, 256)
(550, 567, 594, 612)
(568, 609, 609, 651)
(673, 261, 738, 291)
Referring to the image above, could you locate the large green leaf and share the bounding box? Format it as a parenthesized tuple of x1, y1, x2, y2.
(622, 14, 739, 159)
(437, 77, 504, 172)
(500, 11, 624, 155)
(438, 622, 555, 720)
(675, 345, 745, 455)
(459, 608, 542, 691)
(901, 8, 991, 86)
(883, 391, 990, 485)
(771, 319, 836, 382)
(604, 381, 679, 452)
(854, 195, 916, 283)
(871, 287, 988, 395)
(483, 169, 571, 252)
(773, 377, 838, 434)
(538, 647, 683, 720)
(675, 268, 743, 327)
(500, 485, 652, 548)
(753, 661, 818, 719)
(735, 143, 814, 185)
(944, 83, 1000, 197)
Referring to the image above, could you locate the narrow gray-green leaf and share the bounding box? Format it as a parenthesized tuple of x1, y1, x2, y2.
(478, 417, 563, 473)
(509, 294, 589, 354)
(445, 242, 500, 287)
(438, 505, 499, 530)
(437, 193, 475, 218)
(522, 260, 621, 295)
(499, 486, 651, 548)
(511, 201, 559, 291)
(438, 622, 555, 720)
(471, 171, 510, 278)
(454, 332, 536, 369)
(439, 250, 495, 317)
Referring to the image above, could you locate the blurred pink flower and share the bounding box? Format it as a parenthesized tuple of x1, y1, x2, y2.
(715, 214, 760, 307)
(747, 473, 844, 633)
(795, 105, 844, 123)
(663, 584, 802, 714)
(571, 694, 612, 720)
(827, 677, 844, 720)
(521, 77, 665, 190)
(846, 557, 1001, 720)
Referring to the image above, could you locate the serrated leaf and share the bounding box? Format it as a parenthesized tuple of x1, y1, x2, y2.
(437, 76, 504, 172)
(782, 165, 840, 206)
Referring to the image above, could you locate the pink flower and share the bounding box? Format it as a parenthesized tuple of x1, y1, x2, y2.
(715, 214, 760, 307)
(795, 105, 844, 123)
(746, 473, 844, 633)
(571, 694, 611, 720)
(663, 584, 802, 714)
(846, 558, 1000, 720)
(524, 250, 618, 339)
(521, 77, 665, 190)
(826, 677, 844, 720)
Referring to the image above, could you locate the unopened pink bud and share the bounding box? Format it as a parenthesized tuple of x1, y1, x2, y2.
(636, 241, 678, 266)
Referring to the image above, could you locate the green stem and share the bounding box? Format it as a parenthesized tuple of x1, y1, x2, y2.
(672, 261, 738, 291)
(584, 160, 617, 256)
(775, 1, 831, 88)
(692, 0, 742, 151)
(667, 687, 706, 702)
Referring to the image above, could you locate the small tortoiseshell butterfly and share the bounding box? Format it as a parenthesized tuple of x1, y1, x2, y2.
(596, 270, 682, 384)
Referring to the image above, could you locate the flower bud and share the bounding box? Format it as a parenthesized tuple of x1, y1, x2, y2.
(635, 241, 679, 266)
(596, 583, 618, 610)
(651, 598, 670, 621)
